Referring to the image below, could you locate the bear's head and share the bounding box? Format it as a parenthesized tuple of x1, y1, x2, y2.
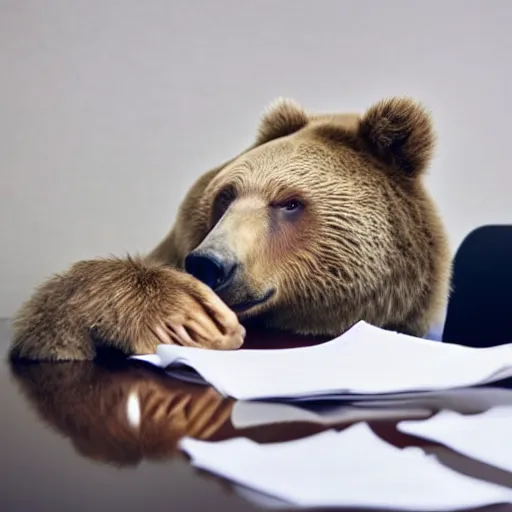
(177, 97, 451, 338)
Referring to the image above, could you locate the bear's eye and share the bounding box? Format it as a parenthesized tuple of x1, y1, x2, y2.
(212, 185, 237, 225)
(279, 199, 304, 212)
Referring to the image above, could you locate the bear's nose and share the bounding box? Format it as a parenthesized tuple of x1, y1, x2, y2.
(184, 250, 237, 291)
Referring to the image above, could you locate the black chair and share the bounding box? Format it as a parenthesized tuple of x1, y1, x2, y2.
(442, 224, 512, 347)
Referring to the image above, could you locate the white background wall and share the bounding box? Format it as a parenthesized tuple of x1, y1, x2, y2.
(1, 0, 511, 317)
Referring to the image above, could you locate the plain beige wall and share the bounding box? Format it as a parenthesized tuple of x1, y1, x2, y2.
(1, 0, 512, 317)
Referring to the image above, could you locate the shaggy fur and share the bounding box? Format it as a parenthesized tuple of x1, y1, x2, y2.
(10, 96, 451, 361)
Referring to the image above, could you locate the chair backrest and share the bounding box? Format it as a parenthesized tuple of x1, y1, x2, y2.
(442, 224, 512, 347)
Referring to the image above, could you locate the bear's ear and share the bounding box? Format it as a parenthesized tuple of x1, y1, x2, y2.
(255, 97, 309, 145)
(358, 97, 435, 177)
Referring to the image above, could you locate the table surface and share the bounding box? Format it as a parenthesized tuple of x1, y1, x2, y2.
(2, 318, 512, 512)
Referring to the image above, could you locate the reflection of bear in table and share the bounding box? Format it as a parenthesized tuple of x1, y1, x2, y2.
(10, 97, 451, 361)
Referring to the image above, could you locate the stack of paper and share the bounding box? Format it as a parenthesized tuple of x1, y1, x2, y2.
(398, 406, 512, 474)
(132, 320, 512, 401)
(179, 422, 512, 510)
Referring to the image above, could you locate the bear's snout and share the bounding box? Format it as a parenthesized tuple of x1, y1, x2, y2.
(185, 249, 237, 292)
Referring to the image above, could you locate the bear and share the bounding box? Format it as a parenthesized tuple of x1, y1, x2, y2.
(9, 96, 452, 361)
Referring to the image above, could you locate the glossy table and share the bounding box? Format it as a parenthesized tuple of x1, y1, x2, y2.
(2, 318, 512, 512)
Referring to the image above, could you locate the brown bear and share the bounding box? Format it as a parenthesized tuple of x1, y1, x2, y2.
(9, 96, 451, 361)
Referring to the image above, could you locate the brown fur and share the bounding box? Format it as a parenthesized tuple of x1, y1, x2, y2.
(10, 96, 451, 361)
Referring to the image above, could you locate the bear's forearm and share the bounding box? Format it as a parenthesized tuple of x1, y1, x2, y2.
(9, 256, 173, 361)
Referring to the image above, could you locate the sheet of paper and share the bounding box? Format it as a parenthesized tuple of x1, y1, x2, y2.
(231, 400, 430, 429)
(398, 406, 512, 474)
(131, 320, 512, 401)
(179, 422, 512, 510)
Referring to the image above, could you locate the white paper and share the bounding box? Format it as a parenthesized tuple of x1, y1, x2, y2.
(131, 321, 512, 401)
(231, 400, 430, 429)
(179, 422, 512, 510)
(398, 406, 512, 474)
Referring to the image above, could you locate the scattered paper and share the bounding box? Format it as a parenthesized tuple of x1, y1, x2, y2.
(179, 422, 512, 510)
(398, 406, 512, 474)
(132, 320, 512, 401)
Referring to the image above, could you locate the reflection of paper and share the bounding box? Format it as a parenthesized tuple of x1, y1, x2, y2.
(179, 423, 512, 510)
(132, 320, 512, 401)
(354, 387, 512, 414)
(231, 400, 430, 429)
(233, 485, 292, 509)
(398, 406, 512, 474)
